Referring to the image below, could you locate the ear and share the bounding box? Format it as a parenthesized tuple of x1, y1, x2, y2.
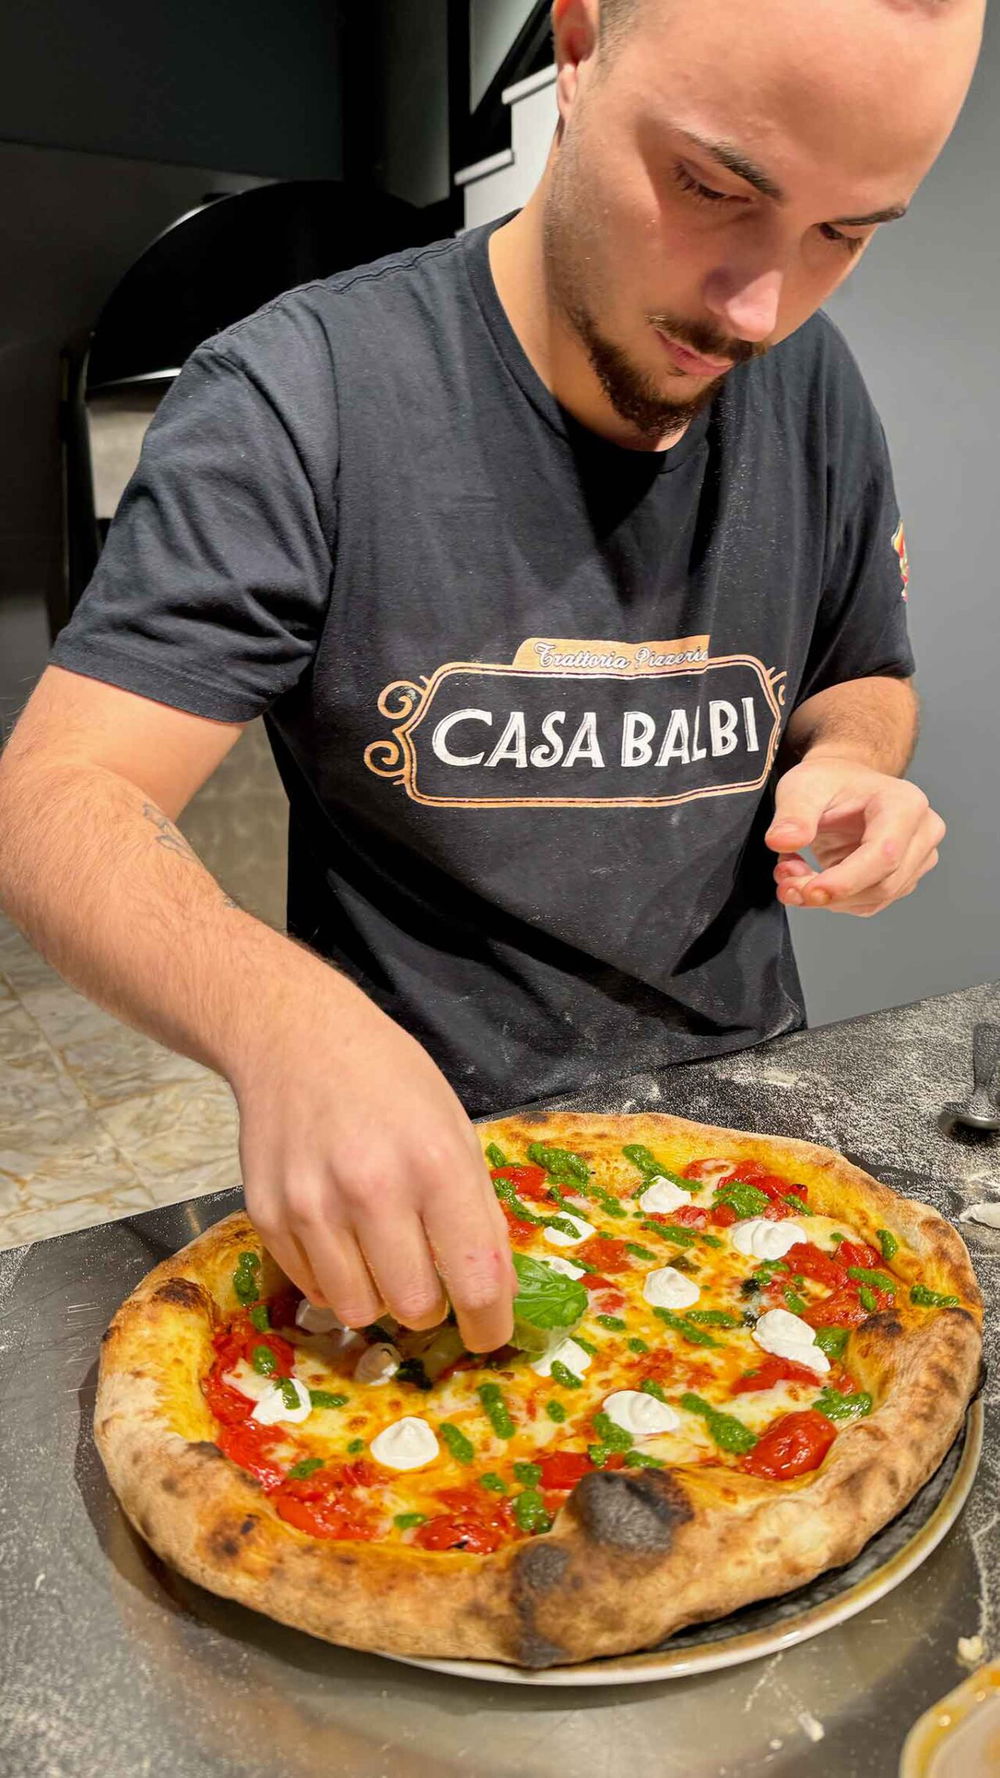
(552, 0, 600, 126)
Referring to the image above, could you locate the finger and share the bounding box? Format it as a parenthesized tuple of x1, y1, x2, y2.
(354, 1211, 449, 1331)
(244, 1199, 326, 1305)
(765, 788, 825, 854)
(781, 797, 909, 905)
(806, 801, 940, 906)
(773, 853, 813, 881)
(288, 1211, 388, 1329)
(423, 1182, 516, 1353)
(784, 846, 940, 916)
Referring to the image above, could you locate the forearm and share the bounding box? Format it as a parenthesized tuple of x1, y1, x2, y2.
(781, 676, 919, 776)
(0, 757, 341, 1086)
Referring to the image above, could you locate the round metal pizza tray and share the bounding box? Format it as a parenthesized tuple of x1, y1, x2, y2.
(385, 1399, 984, 1687)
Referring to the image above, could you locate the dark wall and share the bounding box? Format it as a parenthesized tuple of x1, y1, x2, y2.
(0, 0, 345, 672)
(0, 0, 344, 179)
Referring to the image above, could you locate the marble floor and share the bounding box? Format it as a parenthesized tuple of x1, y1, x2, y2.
(0, 719, 289, 1249)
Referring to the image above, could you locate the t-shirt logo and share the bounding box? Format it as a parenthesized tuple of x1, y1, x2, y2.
(892, 519, 910, 600)
(365, 636, 786, 809)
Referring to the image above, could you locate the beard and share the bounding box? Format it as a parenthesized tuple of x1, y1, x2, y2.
(543, 147, 768, 442)
(567, 305, 731, 439)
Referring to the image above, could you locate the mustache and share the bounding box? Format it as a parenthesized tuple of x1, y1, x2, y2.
(648, 312, 769, 367)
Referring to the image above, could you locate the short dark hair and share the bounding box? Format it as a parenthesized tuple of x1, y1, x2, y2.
(598, 0, 642, 53)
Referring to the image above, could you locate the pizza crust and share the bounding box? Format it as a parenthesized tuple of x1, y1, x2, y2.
(95, 1111, 982, 1667)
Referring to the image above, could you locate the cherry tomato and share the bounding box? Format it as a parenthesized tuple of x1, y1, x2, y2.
(837, 1239, 882, 1272)
(216, 1423, 285, 1490)
(729, 1160, 772, 1184)
(536, 1451, 594, 1491)
(743, 1410, 837, 1480)
(710, 1204, 738, 1228)
(413, 1514, 507, 1553)
(490, 1165, 550, 1202)
(754, 1174, 795, 1200)
(762, 1201, 796, 1222)
(577, 1237, 631, 1273)
(731, 1355, 824, 1394)
(783, 1243, 847, 1288)
(683, 1159, 739, 1184)
(202, 1364, 256, 1426)
(664, 1205, 709, 1228)
(274, 1492, 377, 1541)
(803, 1290, 869, 1329)
(580, 1272, 614, 1293)
(786, 1182, 809, 1203)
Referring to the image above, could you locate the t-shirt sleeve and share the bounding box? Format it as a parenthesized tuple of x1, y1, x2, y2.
(50, 313, 339, 723)
(795, 347, 914, 708)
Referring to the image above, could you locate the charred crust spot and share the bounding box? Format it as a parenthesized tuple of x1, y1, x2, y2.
(517, 1629, 569, 1670)
(160, 1475, 180, 1495)
(207, 1523, 243, 1562)
(128, 1369, 148, 1380)
(511, 1542, 572, 1668)
(515, 1543, 570, 1594)
(100, 1322, 119, 1345)
(239, 1516, 258, 1537)
(571, 1469, 693, 1553)
(862, 1313, 903, 1338)
(153, 1277, 207, 1312)
(189, 1440, 225, 1462)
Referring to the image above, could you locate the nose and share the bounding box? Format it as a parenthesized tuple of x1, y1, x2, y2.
(702, 265, 785, 345)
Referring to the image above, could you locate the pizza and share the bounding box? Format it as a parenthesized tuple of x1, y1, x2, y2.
(95, 1111, 982, 1668)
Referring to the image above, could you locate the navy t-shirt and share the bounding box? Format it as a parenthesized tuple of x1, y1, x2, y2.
(52, 218, 914, 1114)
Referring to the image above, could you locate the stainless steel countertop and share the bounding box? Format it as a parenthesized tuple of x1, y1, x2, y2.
(3, 981, 1000, 1778)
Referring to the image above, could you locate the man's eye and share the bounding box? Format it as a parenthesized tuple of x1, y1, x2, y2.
(672, 164, 735, 205)
(818, 223, 866, 256)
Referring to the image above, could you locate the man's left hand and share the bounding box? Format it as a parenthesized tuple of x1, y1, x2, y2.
(764, 755, 946, 917)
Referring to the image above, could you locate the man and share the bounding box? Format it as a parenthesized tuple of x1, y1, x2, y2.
(0, 0, 981, 1353)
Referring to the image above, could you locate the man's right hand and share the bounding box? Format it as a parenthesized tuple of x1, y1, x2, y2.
(0, 667, 515, 1356)
(231, 972, 517, 1353)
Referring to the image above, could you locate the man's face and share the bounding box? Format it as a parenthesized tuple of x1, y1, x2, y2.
(543, 0, 983, 439)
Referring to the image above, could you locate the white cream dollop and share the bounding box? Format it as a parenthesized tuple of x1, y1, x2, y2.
(543, 1255, 586, 1280)
(530, 1336, 594, 1379)
(753, 1308, 830, 1375)
(543, 1212, 595, 1248)
(369, 1416, 440, 1471)
(250, 1375, 312, 1425)
(222, 1359, 272, 1403)
(637, 1177, 693, 1214)
(295, 1298, 345, 1334)
(643, 1266, 701, 1310)
(732, 1218, 806, 1262)
(603, 1389, 680, 1437)
(353, 1341, 401, 1386)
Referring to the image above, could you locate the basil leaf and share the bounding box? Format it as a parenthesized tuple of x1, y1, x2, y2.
(509, 1251, 588, 1355)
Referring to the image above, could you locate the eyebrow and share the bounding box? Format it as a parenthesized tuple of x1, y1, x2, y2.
(676, 129, 909, 226)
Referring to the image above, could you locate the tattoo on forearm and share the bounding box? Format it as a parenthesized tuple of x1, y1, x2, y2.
(141, 803, 238, 908)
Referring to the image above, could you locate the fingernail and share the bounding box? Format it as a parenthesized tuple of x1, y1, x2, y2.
(784, 889, 803, 906)
(805, 888, 830, 907)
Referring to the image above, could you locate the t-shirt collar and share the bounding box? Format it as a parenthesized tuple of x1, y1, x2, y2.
(461, 212, 713, 477)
